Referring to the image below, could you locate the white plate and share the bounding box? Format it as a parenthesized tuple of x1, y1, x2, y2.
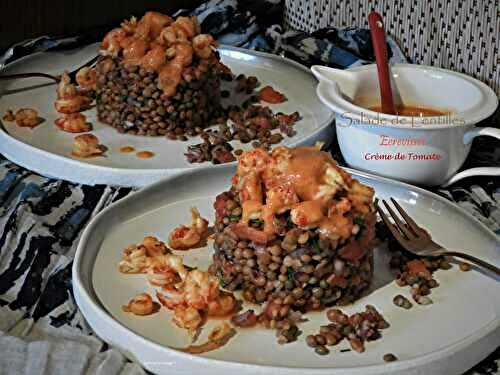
(0, 44, 334, 187)
(73, 166, 500, 375)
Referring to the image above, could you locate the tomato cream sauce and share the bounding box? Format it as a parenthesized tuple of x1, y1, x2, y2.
(100, 11, 216, 96)
(234, 146, 373, 243)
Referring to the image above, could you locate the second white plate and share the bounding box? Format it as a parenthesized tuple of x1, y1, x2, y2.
(0, 44, 334, 187)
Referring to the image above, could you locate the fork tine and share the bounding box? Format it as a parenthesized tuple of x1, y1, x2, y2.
(376, 206, 406, 243)
(382, 200, 416, 239)
(390, 198, 423, 235)
(67, 55, 99, 82)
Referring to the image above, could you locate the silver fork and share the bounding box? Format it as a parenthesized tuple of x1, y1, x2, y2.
(377, 197, 500, 276)
(0, 55, 99, 83)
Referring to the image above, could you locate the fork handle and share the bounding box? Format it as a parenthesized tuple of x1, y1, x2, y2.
(443, 251, 500, 276)
(0, 73, 59, 82)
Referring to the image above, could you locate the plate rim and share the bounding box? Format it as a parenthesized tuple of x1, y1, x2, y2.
(0, 45, 335, 186)
(73, 165, 500, 374)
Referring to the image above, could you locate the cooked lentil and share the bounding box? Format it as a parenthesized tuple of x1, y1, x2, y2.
(393, 294, 412, 309)
(383, 353, 398, 362)
(459, 262, 471, 271)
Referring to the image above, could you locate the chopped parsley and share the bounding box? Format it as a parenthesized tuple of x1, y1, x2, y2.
(353, 217, 365, 226)
(312, 238, 322, 254)
(353, 217, 366, 239)
(287, 267, 295, 282)
(229, 214, 241, 222)
(217, 271, 227, 287)
(249, 218, 264, 226)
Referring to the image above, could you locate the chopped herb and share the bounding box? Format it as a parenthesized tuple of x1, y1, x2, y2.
(353, 217, 366, 239)
(374, 198, 379, 209)
(340, 348, 351, 353)
(312, 238, 322, 254)
(353, 217, 365, 226)
(217, 271, 226, 287)
(287, 267, 295, 282)
(229, 214, 241, 222)
(249, 218, 264, 226)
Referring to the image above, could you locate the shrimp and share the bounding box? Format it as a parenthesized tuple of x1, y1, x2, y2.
(156, 16, 199, 46)
(328, 197, 351, 217)
(179, 322, 236, 354)
(290, 200, 325, 228)
(71, 134, 105, 158)
(235, 149, 272, 203)
(206, 292, 237, 317)
(183, 270, 220, 310)
(142, 236, 169, 257)
(149, 253, 188, 281)
(208, 322, 234, 342)
(101, 27, 127, 56)
(168, 43, 193, 67)
(96, 57, 115, 75)
(156, 286, 186, 310)
(181, 66, 201, 82)
(156, 268, 234, 317)
(136, 11, 173, 40)
(122, 37, 148, 65)
(318, 213, 353, 241)
(118, 236, 169, 274)
(14, 108, 42, 128)
(147, 265, 182, 286)
(347, 180, 374, 215)
(119, 244, 149, 273)
(168, 207, 209, 250)
(55, 72, 92, 114)
(265, 185, 299, 214)
(54, 113, 91, 133)
(56, 71, 78, 98)
(75, 67, 97, 91)
(192, 34, 216, 59)
(122, 293, 159, 316)
(171, 305, 203, 331)
(54, 93, 91, 114)
(231, 222, 269, 244)
(140, 43, 166, 71)
(237, 148, 271, 176)
(158, 24, 188, 46)
(121, 16, 138, 34)
(172, 16, 198, 39)
(238, 173, 263, 204)
(158, 63, 182, 97)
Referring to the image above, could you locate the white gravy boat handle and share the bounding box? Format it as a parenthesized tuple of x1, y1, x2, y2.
(442, 127, 500, 187)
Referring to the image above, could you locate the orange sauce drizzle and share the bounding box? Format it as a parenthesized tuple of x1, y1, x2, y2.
(120, 146, 135, 153)
(136, 150, 155, 158)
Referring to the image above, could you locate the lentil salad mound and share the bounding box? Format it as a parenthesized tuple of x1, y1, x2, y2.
(95, 11, 224, 137)
(210, 145, 378, 312)
(94, 11, 302, 165)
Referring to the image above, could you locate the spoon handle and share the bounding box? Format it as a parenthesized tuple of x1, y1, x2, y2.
(368, 11, 396, 115)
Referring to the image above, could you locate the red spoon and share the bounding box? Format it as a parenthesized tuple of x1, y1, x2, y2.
(368, 12, 396, 115)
